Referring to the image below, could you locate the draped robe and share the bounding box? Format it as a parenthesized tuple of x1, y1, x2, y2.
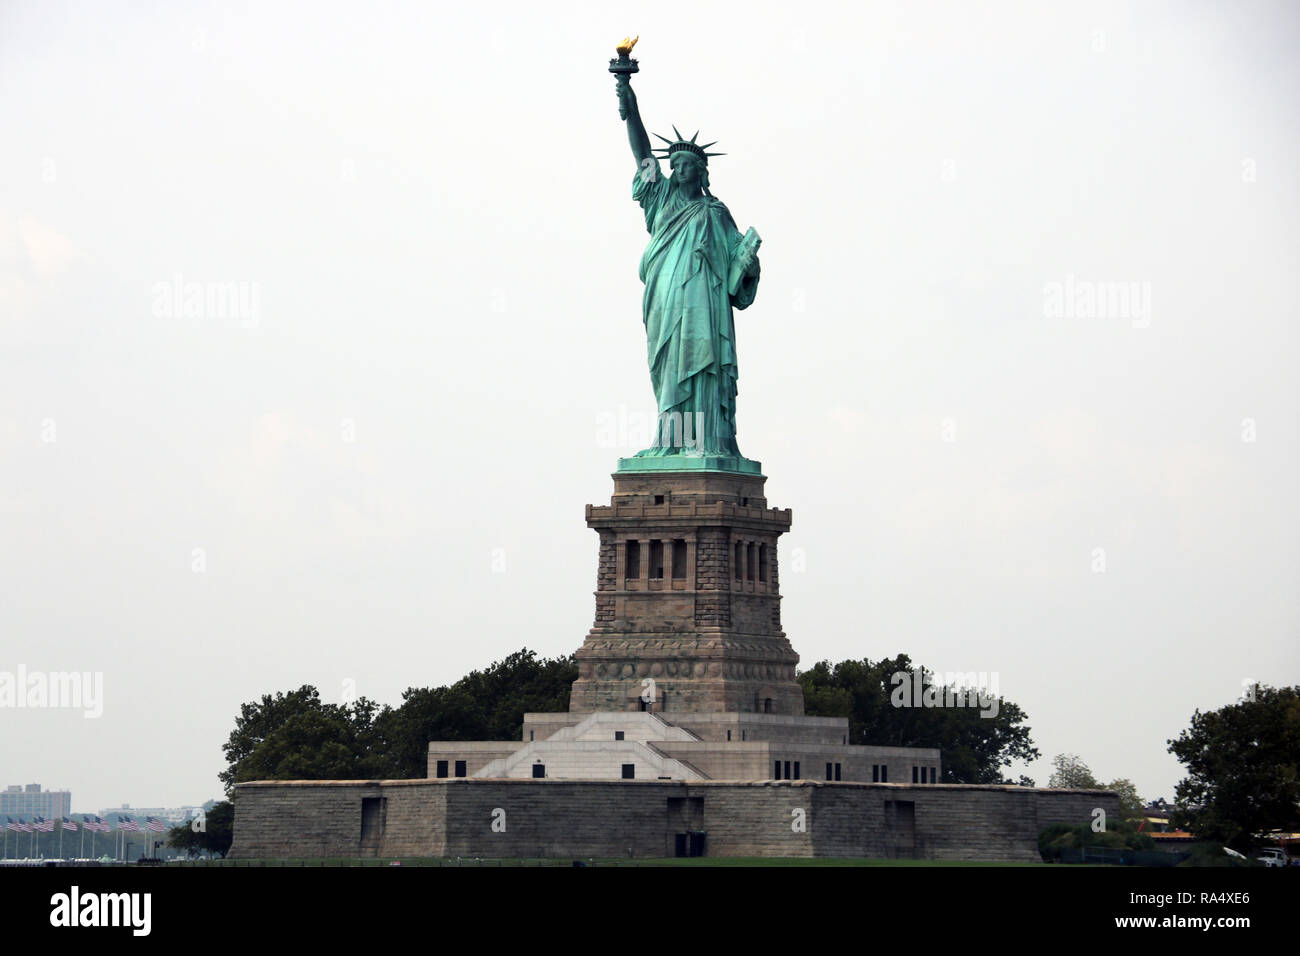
(631, 160, 760, 458)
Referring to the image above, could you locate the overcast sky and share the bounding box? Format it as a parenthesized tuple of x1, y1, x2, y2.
(2, 0, 1297, 812)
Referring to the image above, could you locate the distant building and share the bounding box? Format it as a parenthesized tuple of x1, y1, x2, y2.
(1140, 799, 1195, 849)
(0, 783, 71, 820)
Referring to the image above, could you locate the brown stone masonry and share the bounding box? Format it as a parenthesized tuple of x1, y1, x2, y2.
(570, 470, 805, 716)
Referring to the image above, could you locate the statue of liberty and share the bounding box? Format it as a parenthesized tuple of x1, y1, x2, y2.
(612, 39, 762, 467)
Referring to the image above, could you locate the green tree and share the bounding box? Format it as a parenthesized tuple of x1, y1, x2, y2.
(167, 801, 233, 858)
(373, 649, 576, 778)
(1045, 756, 1141, 820)
(1047, 753, 1101, 789)
(1105, 777, 1145, 819)
(165, 821, 200, 857)
(219, 686, 386, 793)
(1167, 683, 1300, 850)
(218, 650, 578, 787)
(450, 649, 577, 740)
(370, 685, 485, 779)
(799, 655, 1040, 783)
(202, 802, 234, 857)
(1038, 818, 1155, 862)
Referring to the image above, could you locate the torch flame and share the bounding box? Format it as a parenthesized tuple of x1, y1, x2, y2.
(616, 36, 639, 56)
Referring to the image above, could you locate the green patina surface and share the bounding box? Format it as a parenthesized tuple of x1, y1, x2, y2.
(616, 454, 762, 475)
(613, 54, 763, 467)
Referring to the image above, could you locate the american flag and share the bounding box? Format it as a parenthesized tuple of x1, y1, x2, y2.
(93, 816, 111, 832)
(145, 816, 167, 833)
(34, 817, 55, 832)
(60, 816, 78, 831)
(117, 816, 139, 832)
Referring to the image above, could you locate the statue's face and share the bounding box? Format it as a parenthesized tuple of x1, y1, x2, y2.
(671, 153, 704, 189)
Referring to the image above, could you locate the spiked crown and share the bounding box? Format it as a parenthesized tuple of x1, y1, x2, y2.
(652, 125, 725, 164)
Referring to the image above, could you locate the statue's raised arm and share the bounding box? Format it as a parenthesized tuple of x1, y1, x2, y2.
(617, 77, 654, 169)
(611, 37, 653, 168)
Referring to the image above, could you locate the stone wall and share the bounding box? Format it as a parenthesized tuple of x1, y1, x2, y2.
(228, 780, 460, 858)
(232, 778, 1118, 862)
(441, 780, 680, 858)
